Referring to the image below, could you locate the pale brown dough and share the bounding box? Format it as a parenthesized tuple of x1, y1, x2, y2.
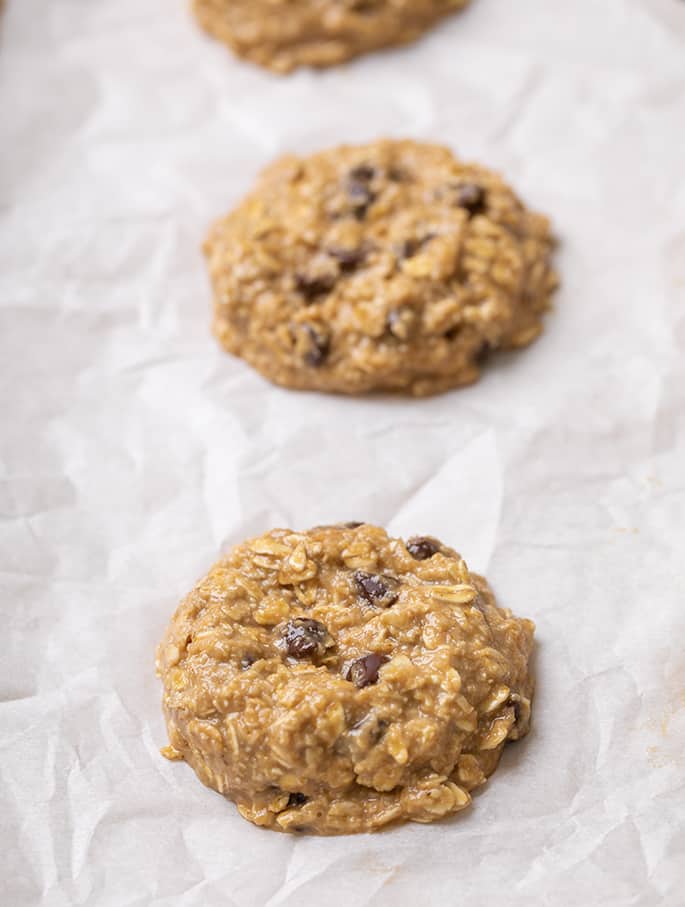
(157, 524, 535, 835)
(192, 0, 471, 73)
(205, 139, 558, 396)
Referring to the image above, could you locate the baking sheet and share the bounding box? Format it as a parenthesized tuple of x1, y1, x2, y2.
(1, 0, 685, 904)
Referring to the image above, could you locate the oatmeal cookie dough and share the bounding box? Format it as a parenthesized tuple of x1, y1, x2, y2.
(157, 523, 535, 835)
(192, 0, 470, 73)
(205, 140, 558, 396)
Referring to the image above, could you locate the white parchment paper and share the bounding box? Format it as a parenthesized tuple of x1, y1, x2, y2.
(1, 1, 684, 904)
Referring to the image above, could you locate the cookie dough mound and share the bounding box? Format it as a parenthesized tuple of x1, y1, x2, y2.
(157, 524, 535, 835)
(205, 140, 558, 396)
(192, 0, 470, 73)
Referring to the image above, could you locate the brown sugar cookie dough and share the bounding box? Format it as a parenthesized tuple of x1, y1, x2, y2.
(157, 523, 535, 835)
(205, 140, 558, 396)
(192, 0, 471, 74)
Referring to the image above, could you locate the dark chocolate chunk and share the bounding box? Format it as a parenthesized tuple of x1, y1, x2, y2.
(395, 238, 421, 261)
(280, 618, 330, 660)
(395, 233, 436, 261)
(326, 245, 367, 272)
(344, 165, 377, 219)
(346, 654, 389, 688)
(348, 164, 376, 182)
(295, 271, 336, 301)
(287, 792, 308, 808)
(354, 571, 399, 608)
(346, 180, 375, 205)
(455, 183, 486, 216)
(348, 189, 376, 219)
(302, 324, 330, 367)
(406, 536, 441, 560)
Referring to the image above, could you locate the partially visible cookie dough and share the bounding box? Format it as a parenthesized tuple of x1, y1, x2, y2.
(157, 523, 535, 835)
(205, 139, 558, 396)
(192, 0, 471, 73)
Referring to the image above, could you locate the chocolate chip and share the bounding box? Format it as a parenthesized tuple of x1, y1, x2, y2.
(349, 164, 376, 182)
(395, 238, 421, 260)
(395, 233, 436, 261)
(348, 189, 376, 219)
(406, 536, 441, 560)
(326, 245, 367, 272)
(346, 654, 389, 688)
(346, 180, 375, 204)
(287, 792, 308, 808)
(354, 571, 399, 608)
(345, 165, 377, 219)
(302, 324, 330, 367)
(341, 521, 364, 528)
(240, 654, 257, 669)
(455, 183, 486, 216)
(295, 271, 336, 301)
(280, 618, 331, 660)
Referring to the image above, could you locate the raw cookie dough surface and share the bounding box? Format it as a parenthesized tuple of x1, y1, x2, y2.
(205, 140, 558, 396)
(157, 524, 535, 835)
(192, 0, 470, 73)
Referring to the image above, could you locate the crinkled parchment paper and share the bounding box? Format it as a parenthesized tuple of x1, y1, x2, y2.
(1, 1, 684, 904)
